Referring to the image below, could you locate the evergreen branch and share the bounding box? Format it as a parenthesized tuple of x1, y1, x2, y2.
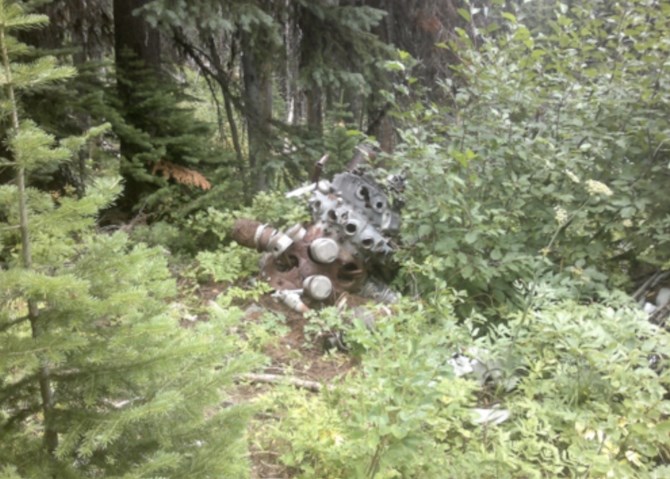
(206, 35, 246, 177)
(199, 62, 227, 142)
(48, 354, 203, 385)
(0, 373, 39, 404)
(171, 28, 244, 111)
(151, 159, 212, 190)
(1, 403, 41, 433)
(0, 314, 29, 332)
(0, 20, 58, 455)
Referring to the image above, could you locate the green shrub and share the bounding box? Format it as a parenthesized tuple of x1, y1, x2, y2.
(391, 0, 670, 311)
(257, 291, 670, 478)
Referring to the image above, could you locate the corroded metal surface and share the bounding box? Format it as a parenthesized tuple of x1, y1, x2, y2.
(231, 150, 403, 312)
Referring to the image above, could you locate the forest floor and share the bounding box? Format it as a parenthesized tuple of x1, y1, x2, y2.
(195, 281, 363, 478)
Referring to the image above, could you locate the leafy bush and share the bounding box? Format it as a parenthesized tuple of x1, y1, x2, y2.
(486, 289, 670, 477)
(256, 291, 670, 478)
(391, 0, 670, 310)
(169, 190, 310, 254)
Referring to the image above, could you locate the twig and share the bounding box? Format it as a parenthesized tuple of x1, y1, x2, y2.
(649, 301, 670, 329)
(237, 373, 330, 393)
(633, 271, 670, 303)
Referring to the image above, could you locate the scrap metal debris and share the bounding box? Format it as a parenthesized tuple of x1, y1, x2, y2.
(231, 147, 403, 313)
(634, 270, 670, 328)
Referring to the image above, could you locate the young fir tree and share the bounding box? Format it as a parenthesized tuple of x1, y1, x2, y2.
(0, 2, 256, 477)
(109, 50, 223, 217)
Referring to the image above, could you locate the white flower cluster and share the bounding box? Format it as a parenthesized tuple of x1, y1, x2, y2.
(585, 179, 613, 197)
(554, 206, 568, 225)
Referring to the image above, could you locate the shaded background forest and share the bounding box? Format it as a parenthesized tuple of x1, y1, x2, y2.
(1, 0, 670, 478)
(10, 0, 470, 210)
(5, 0, 668, 294)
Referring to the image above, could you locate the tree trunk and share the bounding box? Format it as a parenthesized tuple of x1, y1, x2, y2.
(113, 0, 160, 80)
(241, 30, 273, 194)
(298, 5, 324, 136)
(305, 84, 323, 135)
(113, 0, 161, 212)
(284, 0, 300, 126)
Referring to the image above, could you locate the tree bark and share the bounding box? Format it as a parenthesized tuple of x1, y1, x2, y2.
(298, 5, 324, 136)
(241, 30, 273, 194)
(113, 0, 160, 80)
(112, 0, 161, 212)
(284, 0, 300, 126)
(305, 84, 323, 136)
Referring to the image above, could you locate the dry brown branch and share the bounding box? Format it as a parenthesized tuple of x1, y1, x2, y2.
(151, 160, 212, 190)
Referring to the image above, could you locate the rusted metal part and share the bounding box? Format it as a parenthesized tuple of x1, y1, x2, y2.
(231, 219, 293, 257)
(231, 218, 261, 249)
(311, 153, 330, 183)
(272, 289, 310, 313)
(231, 148, 402, 315)
(256, 223, 367, 300)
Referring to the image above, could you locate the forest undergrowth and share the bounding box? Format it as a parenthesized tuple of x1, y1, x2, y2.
(1, 1, 670, 478)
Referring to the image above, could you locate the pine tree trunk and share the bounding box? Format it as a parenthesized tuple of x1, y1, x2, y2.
(306, 84, 323, 136)
(298, 5, 324, 137)
(113, 0, 161, 83)
(241, 30, 273, 194)
(113, 0, 161, 211)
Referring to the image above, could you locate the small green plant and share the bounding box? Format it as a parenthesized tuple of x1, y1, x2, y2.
(254, 290, 670, 478)
(193, 243, 260, 283)
(257, 295, 478, 478)
(214, 280, 273, 308)
(168, 190, 310, 254)
(244, 310, 290, 350)
(303, 306, 349, 346)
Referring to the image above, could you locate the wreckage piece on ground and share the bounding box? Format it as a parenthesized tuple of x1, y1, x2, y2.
(231, 154, 402, 312)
